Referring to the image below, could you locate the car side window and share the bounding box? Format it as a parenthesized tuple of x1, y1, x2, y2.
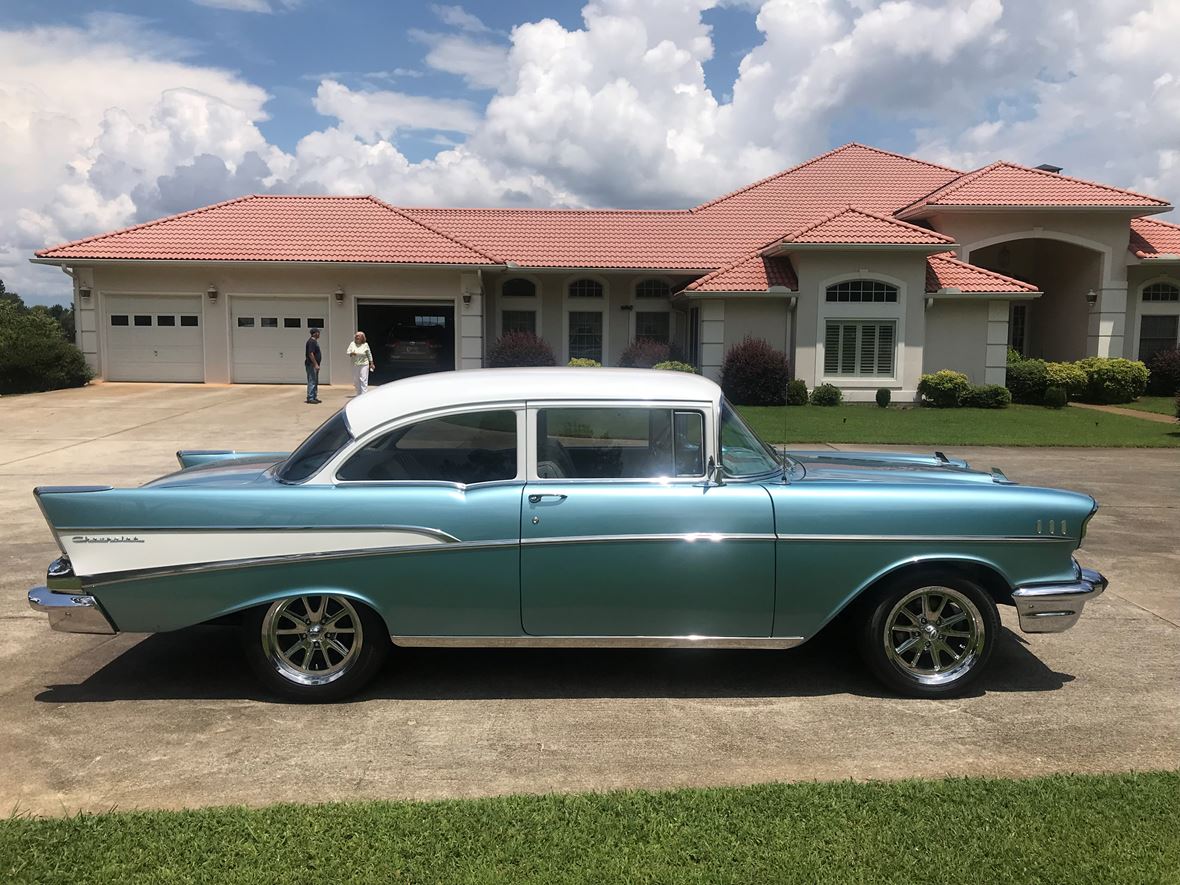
(537, 407, 705, 479)
(338, 410, 518, 484)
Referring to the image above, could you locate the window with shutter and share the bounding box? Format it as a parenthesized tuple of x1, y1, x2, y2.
(823, 320, 897, 376)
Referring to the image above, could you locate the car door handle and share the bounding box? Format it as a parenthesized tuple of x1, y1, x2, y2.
(528, 493, 567, 504)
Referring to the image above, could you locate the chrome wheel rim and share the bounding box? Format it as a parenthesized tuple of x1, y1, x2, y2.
(261, 595, 363, 686)
(884, 586, 985, 687)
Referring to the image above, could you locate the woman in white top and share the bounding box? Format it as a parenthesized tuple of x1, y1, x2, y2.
(346, 331, 375, 395)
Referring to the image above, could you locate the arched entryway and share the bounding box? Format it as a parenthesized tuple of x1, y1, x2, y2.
(969, 238, 1104, 361)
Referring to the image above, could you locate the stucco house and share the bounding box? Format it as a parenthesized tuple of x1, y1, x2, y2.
(32, 143, 1180, 400)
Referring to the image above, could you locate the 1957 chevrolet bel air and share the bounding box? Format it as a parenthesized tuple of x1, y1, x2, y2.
(29, 368, 1106, 701)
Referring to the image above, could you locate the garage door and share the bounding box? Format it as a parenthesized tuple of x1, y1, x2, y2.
(105, 295, 205, 382)
(231, 298, 330, 384)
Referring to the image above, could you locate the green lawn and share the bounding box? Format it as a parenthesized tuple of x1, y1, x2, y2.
(2, 773, 1177, 884)
(1122, 395, 1179, 417)
(739, 403, 1180, 447)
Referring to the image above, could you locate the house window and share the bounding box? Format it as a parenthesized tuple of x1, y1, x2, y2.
(636, 279, 670, 299)
(502, 278, 536, 298)
(1143, 282, 1180, 302)
(502, 310, 536, 335)
(134, 315, 152, 326)
(1009, 303, 1027, 354)
(261, 317, 278, 328)
(826, 280, 899, 303)
(237, 317, 255, 328)
(569, 311, 603, 362)
(569, 279, 604, 298)
(1139, 315, 1179, 363)
(824, 320, 896, 376)
(111, 315, 129, 326)
(157, 315, 176, 327)
(180, 315, 199, 327)
(635, 312, 670, 343)
(284, 318, 302, 328)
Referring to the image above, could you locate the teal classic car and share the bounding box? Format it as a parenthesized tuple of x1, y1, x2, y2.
(29, 368, 1106, 701)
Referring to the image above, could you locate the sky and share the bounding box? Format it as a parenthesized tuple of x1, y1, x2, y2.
(2, 0, 1179, 305)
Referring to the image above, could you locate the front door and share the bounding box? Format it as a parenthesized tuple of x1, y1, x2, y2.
(520, 405, 775, 637)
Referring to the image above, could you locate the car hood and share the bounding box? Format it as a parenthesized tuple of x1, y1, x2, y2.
(143, 456, 285, 489)
(785, 450, 1009, 486)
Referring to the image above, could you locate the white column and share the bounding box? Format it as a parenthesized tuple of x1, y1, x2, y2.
(459, 272, 484, 369)
(985, 300, 1010, 386)
(699, 300, 725, 381)
(1086, 285, 1128, 358)
(76, 268, 99, 375)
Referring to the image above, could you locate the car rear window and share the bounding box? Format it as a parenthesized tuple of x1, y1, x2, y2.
(276, 412, 353, 483)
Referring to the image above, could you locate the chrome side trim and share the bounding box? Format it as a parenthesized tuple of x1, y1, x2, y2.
(391, 635, 805, 649)
(521, 533, 777, 546)
(27, 586, 117, 634)
(83, 538, 519, 587)
(1011, 566, 1108, 633)
(775, 533, 1074, 543)
(54, 524, 463, 542)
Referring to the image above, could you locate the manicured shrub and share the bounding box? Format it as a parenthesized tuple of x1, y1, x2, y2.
(1147, 347, 1180, 396)
(0, 301, 93, 394)
(1005, 357, 1049, 404)
(1044, 386, 1068, 409)
(1175, 390, 1180, 421)
(720, 336, 790, 405)
(809, 383, 843, 406)
(567, 358, 601, 367)
(619, 338, 671, 369)
(1076, 357, 1149, 404)
(961, 384, 1012, 409)
(652, 360, 696, 373)
(917, 369, 970, 408)
(786, 379, 809, 406)
(875, 387, 891, 408)
(487, 331, 556, 367)
(1046, 361, 1088, 399)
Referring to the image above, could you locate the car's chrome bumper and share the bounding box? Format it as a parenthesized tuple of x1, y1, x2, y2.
(28, 586, 116, 634)
(1011, 566, 1108, 634)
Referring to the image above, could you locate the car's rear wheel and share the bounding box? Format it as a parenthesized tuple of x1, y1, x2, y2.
(242, 594, 389, 702)
(857, 573, 998, 698)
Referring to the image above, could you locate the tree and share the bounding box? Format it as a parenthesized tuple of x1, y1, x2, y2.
(0, 279, 92, 393)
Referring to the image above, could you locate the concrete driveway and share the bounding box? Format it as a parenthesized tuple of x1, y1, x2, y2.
(2, 383, 1177, 815)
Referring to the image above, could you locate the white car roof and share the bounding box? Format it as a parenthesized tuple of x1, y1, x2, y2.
(344, 367, 721, 435)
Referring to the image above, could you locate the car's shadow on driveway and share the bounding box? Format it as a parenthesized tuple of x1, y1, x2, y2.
(35, 623, 1073, 704)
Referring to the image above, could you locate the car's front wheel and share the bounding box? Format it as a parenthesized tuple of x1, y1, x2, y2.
(242, 594, 389, 702)
(857, 573, 998, 698)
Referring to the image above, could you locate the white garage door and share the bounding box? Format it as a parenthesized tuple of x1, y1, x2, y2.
(104, 295, 205, 382)
(231, 297, 330, 384)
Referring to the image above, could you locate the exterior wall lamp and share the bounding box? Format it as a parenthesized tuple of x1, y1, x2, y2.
(206, 284, 218, 303)
(1085, 289, 1098, 307)
(78, 285, 92, 301)
(335, 286, 345, 304)
(462, 292, 473, 306)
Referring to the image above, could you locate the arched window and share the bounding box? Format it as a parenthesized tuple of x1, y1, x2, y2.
(826, 280, 898, 303)
(568, 279, 604, 298)
(1143, 282, 1180, 302)
(501, 278, 536, 298)
(636, 279, 670, 299)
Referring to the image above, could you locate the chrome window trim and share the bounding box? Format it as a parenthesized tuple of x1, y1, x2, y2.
(391, 635, 804, 650)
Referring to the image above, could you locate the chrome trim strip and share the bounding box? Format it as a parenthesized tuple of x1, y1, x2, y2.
(391, 635, 805, 649)
(520, 533, 777, 546)
(54, 525, 463, 542)
(1011, 566, 1108, 633)
(27, 586, 117, 634)
(83, 538, 519, 587)
(775, 533, 1074, 543)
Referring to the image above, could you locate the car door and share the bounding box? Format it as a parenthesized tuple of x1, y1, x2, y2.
(331, 406, 525, 636)
(520, 403, 776, 637)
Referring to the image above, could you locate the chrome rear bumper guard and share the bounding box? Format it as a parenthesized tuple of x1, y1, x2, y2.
(1011, 567, 1108, 634)
(28, 586, 116, 634)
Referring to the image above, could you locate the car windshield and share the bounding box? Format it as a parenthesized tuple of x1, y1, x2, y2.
(719, 399, 782, 478)
(276, 411, 353, 483)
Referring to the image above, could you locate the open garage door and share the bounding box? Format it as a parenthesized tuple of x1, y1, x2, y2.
(356, 301, 455, 384)
(104, 295, 205, 382)
(231, 297, 330, 384)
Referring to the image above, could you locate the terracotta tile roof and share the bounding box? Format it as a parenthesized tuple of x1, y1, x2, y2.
(925, 252, 1040, 294)
(685, 249, 797, 293)
(1129, 216, 1180, 259)
(782, 206, 955, 245)
(899, 162, 1169, 216)
(35, 195, 500, 264)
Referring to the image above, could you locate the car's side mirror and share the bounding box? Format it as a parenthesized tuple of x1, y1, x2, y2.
(706, 455, 723, 486)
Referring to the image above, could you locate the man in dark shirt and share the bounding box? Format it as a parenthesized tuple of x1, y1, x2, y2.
(304, 328, 322, 404)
